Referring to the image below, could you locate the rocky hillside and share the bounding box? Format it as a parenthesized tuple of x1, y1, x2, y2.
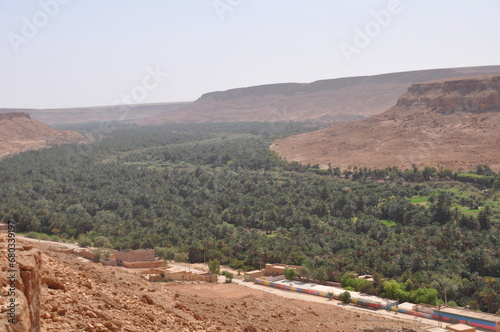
(143, 66, 500, 124)
(0, 236, 428, 331)
(0, 113, 92, 159)
(271, 75, 500, 172)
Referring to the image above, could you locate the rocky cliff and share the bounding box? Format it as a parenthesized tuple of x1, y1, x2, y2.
(271, 75, 500, 172)
(396, 75, 500, 114)
(0, 235, 42, 332)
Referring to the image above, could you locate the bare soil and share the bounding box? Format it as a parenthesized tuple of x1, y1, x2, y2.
(0, 113, 91, 158)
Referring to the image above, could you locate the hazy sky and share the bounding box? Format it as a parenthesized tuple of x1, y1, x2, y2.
(1, 0, 499, 109)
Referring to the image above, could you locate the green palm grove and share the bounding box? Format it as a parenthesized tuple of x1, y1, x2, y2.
(0, 122, 499, 313)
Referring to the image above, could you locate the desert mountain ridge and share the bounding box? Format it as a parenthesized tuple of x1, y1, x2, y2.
(3, 66, 500, 126)
(0, 112, 92, 158)
(141, 65, 500, 124)
(0, 102, 189, 125)
(271, 75, 500, 172)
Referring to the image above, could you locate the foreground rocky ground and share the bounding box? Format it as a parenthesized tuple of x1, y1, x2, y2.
(1, 237, 430, 331)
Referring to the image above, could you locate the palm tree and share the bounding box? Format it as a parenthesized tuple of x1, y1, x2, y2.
(201, 237, 215, 264)
(431, 275, 459, 305)
(480, 287, 499, 313)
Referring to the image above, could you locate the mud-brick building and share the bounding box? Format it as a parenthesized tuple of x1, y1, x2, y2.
(244, 270, 265, 282)
(264, 263, 302, 277)
(115, 249, 164, 268)
(242, 264, 302, 281)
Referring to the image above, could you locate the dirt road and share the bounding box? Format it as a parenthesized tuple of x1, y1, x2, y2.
(18, 235, 81, 250)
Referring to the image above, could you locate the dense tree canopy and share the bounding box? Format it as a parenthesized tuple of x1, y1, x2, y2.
(1, 122, 499, 312)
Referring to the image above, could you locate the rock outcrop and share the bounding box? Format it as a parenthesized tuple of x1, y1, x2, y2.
(396, 76, 500, 114)
(0, 235, 42, 332)
(271, 75, 500, 172)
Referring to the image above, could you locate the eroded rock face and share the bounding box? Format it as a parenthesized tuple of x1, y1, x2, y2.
(396, 76, 500, 114)
(0, 235, 42, 332)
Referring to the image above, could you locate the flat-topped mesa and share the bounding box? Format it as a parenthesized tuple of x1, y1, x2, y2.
(0, 112, 31, 121)
(396, 75, 500, 114)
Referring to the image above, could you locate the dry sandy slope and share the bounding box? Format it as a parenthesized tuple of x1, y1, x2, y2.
(20, 240, 430, 332)
(0, 113, 91, 158)
(271, 108, 500, 172)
